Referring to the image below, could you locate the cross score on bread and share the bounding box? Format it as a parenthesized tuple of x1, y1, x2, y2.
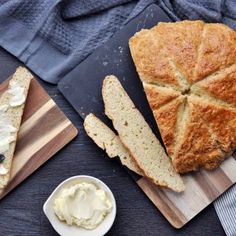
(129, 20, 236, 173)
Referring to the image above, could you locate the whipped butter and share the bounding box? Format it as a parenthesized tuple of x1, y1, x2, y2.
(8, 80, 26, 107)
(0, 81, 25, 174)
(0, 105, 16, 175)
(53, 182, 113, 229)
(0, 105, 16, 154)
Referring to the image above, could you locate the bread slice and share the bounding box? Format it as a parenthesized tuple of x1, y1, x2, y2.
(0, 67, 32, 189)
(102, 75, 185, 192)
(84, 113, 143, 175)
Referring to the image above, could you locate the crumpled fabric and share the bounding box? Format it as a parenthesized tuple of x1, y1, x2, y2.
(0, 0, 235, 83)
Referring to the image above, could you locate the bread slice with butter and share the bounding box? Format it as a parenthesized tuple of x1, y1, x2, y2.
(0, 67, 32, 189)
(102, 75, 185, 192)
(84, 113, 143, 176)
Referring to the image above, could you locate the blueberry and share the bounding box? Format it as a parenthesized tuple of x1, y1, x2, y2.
(0, 154, 5, 163)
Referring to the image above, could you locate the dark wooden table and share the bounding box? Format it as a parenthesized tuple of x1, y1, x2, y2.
(0, 47, 226, 236)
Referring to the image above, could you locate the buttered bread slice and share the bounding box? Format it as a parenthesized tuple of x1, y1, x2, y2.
(84, 113, 143, 175)
(102, 76, 185, 192)
(0, 67, 32, 189)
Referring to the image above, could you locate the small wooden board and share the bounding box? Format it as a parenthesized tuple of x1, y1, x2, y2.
(0, 76, 78, 199)
(58, 4, 236, 228)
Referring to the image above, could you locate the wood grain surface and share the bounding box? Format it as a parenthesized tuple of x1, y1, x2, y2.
(0, 77, 78, 199)
(137, 152, 236, 228)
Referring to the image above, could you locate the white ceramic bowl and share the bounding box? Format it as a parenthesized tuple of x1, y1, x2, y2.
(43, 175, 116, 236)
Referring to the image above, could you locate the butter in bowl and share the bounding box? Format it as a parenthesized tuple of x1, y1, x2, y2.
(43, 175, 116, 236)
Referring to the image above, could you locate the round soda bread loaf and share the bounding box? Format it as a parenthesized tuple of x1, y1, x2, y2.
(129, 20, 236, 173)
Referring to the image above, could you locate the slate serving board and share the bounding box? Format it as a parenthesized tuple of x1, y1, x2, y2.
(58, 4, 169, 144)
(0, 76, 78, 199)
(58, 4, 236, 228)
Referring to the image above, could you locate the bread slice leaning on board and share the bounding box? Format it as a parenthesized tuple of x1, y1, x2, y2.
(0, 67, 32, 189)
(84, 113, 143, 176)
(102, 75, 185, 192)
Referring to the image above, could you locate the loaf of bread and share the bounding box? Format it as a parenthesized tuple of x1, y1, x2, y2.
(0, 67, 32, 188)
(84, 113, 143, 175)
(129, 20, 236, 173)
(102, 75, 185, 192)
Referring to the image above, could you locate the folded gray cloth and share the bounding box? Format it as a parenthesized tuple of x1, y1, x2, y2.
(0, 0, 139, 84)
(0, 0, 235, 235)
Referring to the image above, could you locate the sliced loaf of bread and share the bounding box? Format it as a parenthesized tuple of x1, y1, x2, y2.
(84, 113, 143, 175)
(102, 75, 185, 192)
(0, 67, 32, 189)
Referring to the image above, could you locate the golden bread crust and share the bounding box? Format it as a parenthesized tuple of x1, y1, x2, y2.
(173, 98, 225, 173)
(193, 64, 236, 107)
(129, 20, 236, 173)
(153, 96, 184, 157)
(188, 96, 236, 153)
(156, 21, 204, 84)
(143, 82, 181, 110)
(129, 29, 181, 89)
(194, 23, 236, 82)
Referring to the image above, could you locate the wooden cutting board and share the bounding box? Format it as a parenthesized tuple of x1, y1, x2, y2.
(0, 76, 78, 199)
(137, 153, 236, 228)
(58, 4, 236, 228)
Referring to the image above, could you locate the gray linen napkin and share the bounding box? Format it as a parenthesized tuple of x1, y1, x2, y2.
(0, 0, 235, 235)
